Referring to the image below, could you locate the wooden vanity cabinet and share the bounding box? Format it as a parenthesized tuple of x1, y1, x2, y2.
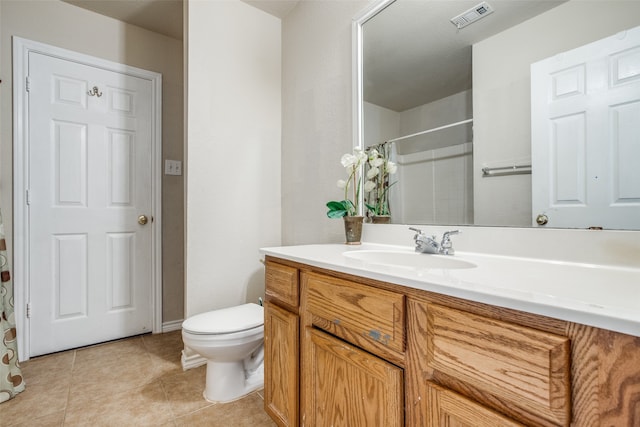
(264, 256, 640, 427)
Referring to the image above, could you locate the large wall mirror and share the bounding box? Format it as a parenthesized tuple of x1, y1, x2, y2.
(354, 0, 640, 230)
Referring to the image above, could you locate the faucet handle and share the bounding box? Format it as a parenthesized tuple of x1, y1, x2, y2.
(409, 227, 425, 242)
(440, 230, 461, 255)
(442, 229, 460, 240)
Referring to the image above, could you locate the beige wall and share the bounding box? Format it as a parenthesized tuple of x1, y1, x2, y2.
(185, 0, 281, 317)
(281, 0, 372, 245)
(0, 0, 185, 323)
(473, 0, 640, 227)
(363, 101, 399, 147)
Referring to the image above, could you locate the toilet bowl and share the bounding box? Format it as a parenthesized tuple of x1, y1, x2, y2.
(182, 303, 265, 403)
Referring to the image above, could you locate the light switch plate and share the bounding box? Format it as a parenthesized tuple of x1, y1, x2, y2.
(165, 159, 182, 176)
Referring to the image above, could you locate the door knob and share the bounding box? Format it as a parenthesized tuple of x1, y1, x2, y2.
(138, 215, 149, 225)
(536, 214, 548, 226)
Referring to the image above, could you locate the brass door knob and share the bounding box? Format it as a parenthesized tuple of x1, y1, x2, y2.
(138, 215, 149, 225)
(536, 214, 549, 226)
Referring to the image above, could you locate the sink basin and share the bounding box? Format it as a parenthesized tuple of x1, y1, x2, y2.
(343, 250, 476, 270)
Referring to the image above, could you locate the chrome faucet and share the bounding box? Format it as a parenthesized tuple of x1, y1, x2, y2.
(409, 228, 460, 255)
(409, 227, 439, 254)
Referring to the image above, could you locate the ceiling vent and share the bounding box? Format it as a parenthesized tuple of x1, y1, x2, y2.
(450, 2, 494, 29)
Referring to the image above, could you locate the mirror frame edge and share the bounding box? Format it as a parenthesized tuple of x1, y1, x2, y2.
(352, 0, 396, 216)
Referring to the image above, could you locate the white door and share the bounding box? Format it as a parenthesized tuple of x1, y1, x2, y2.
(531, 25, 640, 229)
(27, 52, 154, 356)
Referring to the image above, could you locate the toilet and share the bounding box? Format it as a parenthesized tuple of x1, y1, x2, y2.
(182, 302, 265, 403)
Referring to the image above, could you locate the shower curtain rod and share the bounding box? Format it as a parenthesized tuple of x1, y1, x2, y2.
(385, 118, 473, 144)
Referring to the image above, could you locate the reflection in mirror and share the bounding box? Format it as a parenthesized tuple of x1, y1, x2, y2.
(357, 0, 640, 230)
(362, 143, 397, 223)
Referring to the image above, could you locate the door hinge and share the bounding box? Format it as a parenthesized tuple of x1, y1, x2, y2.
(26, 303, 32, 318)
(25, 76, 31, 92)
(26, 189, 31, 205)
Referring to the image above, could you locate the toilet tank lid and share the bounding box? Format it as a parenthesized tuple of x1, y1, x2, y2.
(182, 303, 264, 334)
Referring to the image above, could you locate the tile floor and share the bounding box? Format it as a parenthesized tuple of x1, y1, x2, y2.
(0, 331, 276, 427)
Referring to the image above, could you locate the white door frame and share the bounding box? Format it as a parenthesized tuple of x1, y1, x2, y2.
(12, 37, 163, 360)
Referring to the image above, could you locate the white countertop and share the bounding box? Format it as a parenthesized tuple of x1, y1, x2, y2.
(260, 243, 640, 338)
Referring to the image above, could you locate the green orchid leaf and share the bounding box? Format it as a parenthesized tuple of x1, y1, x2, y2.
(326, 200, 349, 218)
(326, 201, 346, 210)
(327, 209, 347, 218)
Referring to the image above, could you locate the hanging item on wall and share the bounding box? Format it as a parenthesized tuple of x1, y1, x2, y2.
(87, 86, 102, 97)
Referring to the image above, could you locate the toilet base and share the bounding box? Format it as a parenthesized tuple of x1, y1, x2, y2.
(203, 359, 264, 403)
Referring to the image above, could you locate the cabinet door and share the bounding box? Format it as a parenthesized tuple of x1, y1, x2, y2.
(426, 381, 525, 427)
(302, 327, 403, 427)
(265, 302, 299, 427)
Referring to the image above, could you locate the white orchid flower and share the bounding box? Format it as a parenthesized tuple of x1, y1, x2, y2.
(370, 157, 384, 168)
(364, 180, 376, 192)
(367, 167, 379, 179)
(341, 153, 357, 168)
(337, 179, 347, 189)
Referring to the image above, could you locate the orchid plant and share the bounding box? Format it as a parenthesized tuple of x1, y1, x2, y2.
(326, 148, 368, 218)
(364, 146, 397, 217)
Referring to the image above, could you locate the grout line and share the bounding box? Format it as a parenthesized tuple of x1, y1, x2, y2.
(171, 401, 220, 423)
(60, 349, 77, 426)
(157, 375, 179, 422)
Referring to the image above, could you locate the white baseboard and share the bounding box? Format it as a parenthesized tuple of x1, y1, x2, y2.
(181, 348, 207, 371)
(162, 319, 184, 333)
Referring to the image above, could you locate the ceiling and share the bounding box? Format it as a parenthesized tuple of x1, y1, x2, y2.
(62, 0, 299, 40)
(62, 0, 564, 113)
(364, 1, 567, 112)
(243, 0, 299, 19)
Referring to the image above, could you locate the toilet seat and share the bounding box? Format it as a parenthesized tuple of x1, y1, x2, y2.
(182, 303, 264, 335)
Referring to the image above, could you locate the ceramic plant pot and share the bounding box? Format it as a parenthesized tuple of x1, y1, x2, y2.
(343, 216, 364, 245)
(371, 215, 391, 224)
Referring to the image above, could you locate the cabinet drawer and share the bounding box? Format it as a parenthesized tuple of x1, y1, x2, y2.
(303, 271, 404, 357)
(265, 261, 299, 309)
(427, 304, 570, 426)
